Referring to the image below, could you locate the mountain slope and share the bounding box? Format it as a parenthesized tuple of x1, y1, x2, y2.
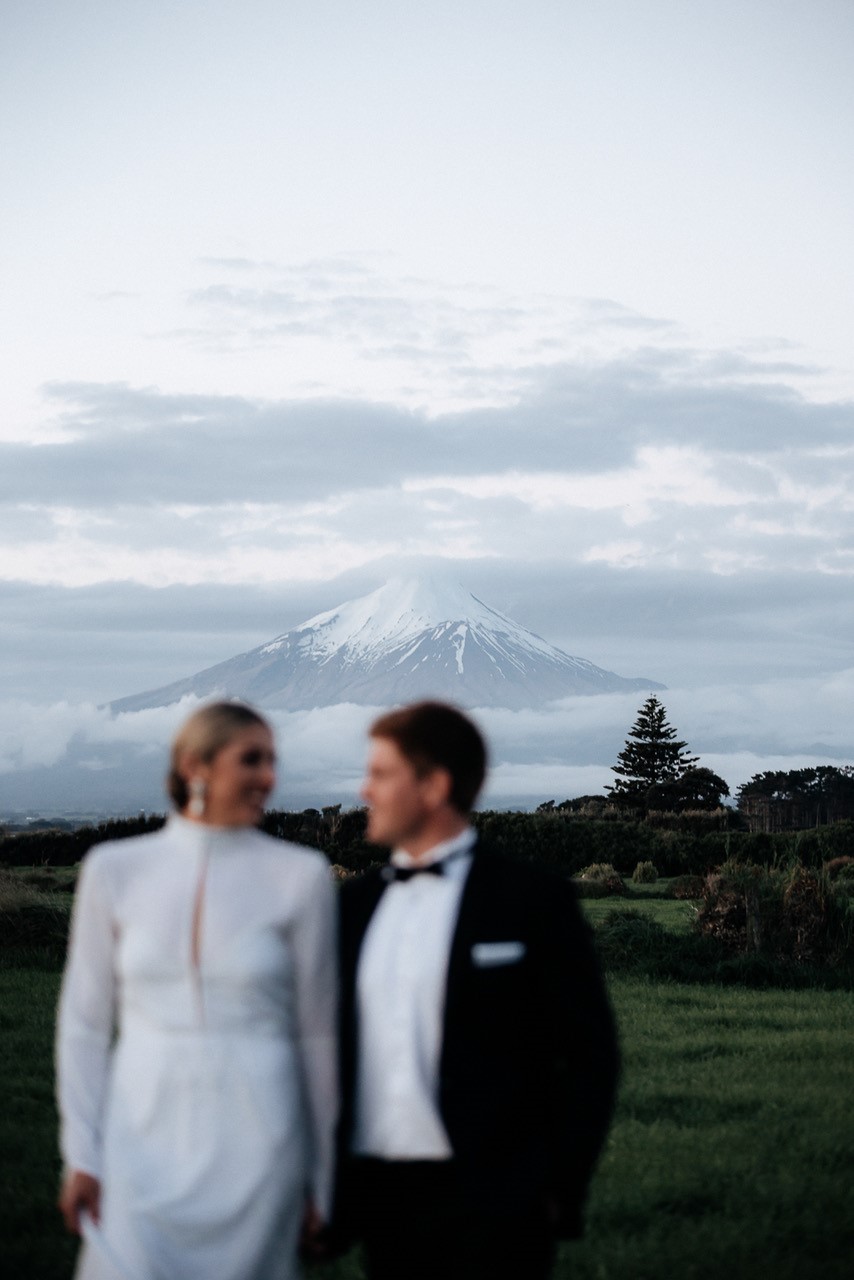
(111, 576, 664, 712)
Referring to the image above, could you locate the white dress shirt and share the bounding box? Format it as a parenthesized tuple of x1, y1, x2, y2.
(351, 827, 476, 1159)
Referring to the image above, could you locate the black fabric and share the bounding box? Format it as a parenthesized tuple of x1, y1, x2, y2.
(346, 1157, 557, 1280)
(383, 862, 444, 882)
(333, 842, 620, 1265)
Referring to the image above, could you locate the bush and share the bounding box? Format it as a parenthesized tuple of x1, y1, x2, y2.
(576, 863, 625, 896)
(669, 874, 705, 900)
(694, 861, 854, 965)
(824, 856, 854, 880)
(631, 860, 658, 884)
(573, 878, 619, 898)
(0, 869, 70, 957)
(595, 909, 669, 966)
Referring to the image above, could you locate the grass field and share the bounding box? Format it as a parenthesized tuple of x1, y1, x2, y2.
(582, 893, 696, 932)
(2, 876, 852, 1278)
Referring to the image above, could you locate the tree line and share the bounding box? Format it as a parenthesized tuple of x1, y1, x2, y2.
(552, 694, 854, 830)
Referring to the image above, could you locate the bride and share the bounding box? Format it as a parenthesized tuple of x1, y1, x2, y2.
(56, 701, 337, 1280)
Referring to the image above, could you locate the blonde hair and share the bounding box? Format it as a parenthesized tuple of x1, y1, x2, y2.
(167, 701, 271, 810)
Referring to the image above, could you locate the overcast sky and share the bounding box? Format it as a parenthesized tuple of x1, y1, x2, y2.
(1, 0, 852, 809)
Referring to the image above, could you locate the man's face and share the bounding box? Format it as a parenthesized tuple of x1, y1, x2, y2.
(360, 735, 436, 849)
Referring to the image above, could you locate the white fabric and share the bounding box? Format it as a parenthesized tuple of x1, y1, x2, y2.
(56, 814, 338, 1280)
(351, 827, 475, 1159)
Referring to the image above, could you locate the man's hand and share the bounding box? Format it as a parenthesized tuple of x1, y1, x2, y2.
(58, 1169, 101, 1235)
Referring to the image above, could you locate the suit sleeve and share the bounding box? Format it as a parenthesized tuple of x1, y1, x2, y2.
(535, 875, 619, 1238)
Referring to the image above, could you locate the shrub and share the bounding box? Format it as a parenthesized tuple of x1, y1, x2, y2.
(576, 863, 625, 896)
(573, 878, 618, 898)
(594, 908, 717, 980)
(669, 874, 705, 900)
(0, 869, 70, 957)
(694, 861, 853, 965)
(824, 856, 854, 880)
(631, 860, 658, 884)
(595, 908, 669, 966)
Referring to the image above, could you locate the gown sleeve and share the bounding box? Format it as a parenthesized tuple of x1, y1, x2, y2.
(290, 857, 339, 1221)
(55, 848, 119, 1180)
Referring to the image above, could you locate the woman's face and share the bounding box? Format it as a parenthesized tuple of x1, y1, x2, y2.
(192, 723, 277, 827)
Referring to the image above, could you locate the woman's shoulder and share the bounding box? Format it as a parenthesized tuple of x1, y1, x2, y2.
(247, 827, 331, 873)
(76, 825, 171, 894)
(83, 823, 170, 865)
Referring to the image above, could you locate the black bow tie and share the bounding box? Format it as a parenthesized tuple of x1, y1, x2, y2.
(383, 861, 445, 883)
(382, 845, 472, 883)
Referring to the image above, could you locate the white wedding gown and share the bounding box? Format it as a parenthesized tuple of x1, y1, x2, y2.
(56, 815, 337, 1280)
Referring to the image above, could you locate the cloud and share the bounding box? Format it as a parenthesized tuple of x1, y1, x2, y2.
(1, 670, 851, 816)
(2, 355, 850, 524)
(1, 275, 850, 725)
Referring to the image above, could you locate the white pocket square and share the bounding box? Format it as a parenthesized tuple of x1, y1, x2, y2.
(471, 940, 526, 967)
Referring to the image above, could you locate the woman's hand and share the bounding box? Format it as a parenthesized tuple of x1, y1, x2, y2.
(58, 1169, 101, 1235)
(299, 1199, 328, 1261)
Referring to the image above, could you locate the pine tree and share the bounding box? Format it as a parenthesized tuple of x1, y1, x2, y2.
(607, 696, 698, 808)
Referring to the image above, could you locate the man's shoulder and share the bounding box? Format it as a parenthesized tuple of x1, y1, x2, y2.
(339, 864, 386, 909)
(473, 843, 573, 896)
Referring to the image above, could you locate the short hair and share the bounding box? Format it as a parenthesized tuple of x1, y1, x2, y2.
(167, 701, 271, 810)
(369, 701, 487, 814)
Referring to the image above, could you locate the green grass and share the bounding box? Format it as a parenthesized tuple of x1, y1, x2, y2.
(563, 978, 854, 1280)
(4, 968, 852, 1279)
(582, 893, 697, 933)
(3, 871, 852, 1279)
(0, 968, 77, 1278)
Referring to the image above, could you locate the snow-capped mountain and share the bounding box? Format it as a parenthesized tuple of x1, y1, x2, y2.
(111, 576, 664, 713)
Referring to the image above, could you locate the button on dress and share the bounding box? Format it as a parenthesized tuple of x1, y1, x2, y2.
(56, 815, 338, 1280)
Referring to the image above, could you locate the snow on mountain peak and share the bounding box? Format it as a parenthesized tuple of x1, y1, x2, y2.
(112, 574, 665, 714)
(262, 575, 520, 662)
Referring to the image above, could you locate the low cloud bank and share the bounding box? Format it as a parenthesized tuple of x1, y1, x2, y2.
(1, 672, 852, 816)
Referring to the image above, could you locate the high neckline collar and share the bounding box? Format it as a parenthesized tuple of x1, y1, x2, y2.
(167, 812, 259, 844)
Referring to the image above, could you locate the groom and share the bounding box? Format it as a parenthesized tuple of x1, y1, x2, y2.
(334, 701, 619, 1280)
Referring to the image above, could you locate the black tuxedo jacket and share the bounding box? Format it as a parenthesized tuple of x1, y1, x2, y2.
(336, 843, 619, 1239)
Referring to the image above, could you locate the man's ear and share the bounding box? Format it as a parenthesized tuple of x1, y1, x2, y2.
(421, 765, 453, 811)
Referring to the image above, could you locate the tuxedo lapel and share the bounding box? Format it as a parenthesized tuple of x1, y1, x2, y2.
(341, 871, 388, 978)
(442, 843, 493, 1054)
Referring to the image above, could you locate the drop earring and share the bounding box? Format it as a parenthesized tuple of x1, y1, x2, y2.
(188, 777, 206, 818)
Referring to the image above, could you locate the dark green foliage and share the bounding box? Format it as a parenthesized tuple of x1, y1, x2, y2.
(737, 764, 854, 807)
(573, 878, 618, 898)
(593, 908, 735, 983)
(474, 810, 667, 875)
(608, 696, 700, 809)
(577, 862, 625, 895)
(737, 767, 854, 832)
(0, 869, 71, 960)
(695, 861, 854, 966)
(262, 806, 379, 873)
(646, 766, 730, 813)
(631, 860, 658, 884)
(823, 855, 854, 878)
(669, 874, 705, 899)
(6, 808, 854, 889)
(644, 807, 743, 831)
(815, 819, 854, 856)
(0, 813, 166, 868)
